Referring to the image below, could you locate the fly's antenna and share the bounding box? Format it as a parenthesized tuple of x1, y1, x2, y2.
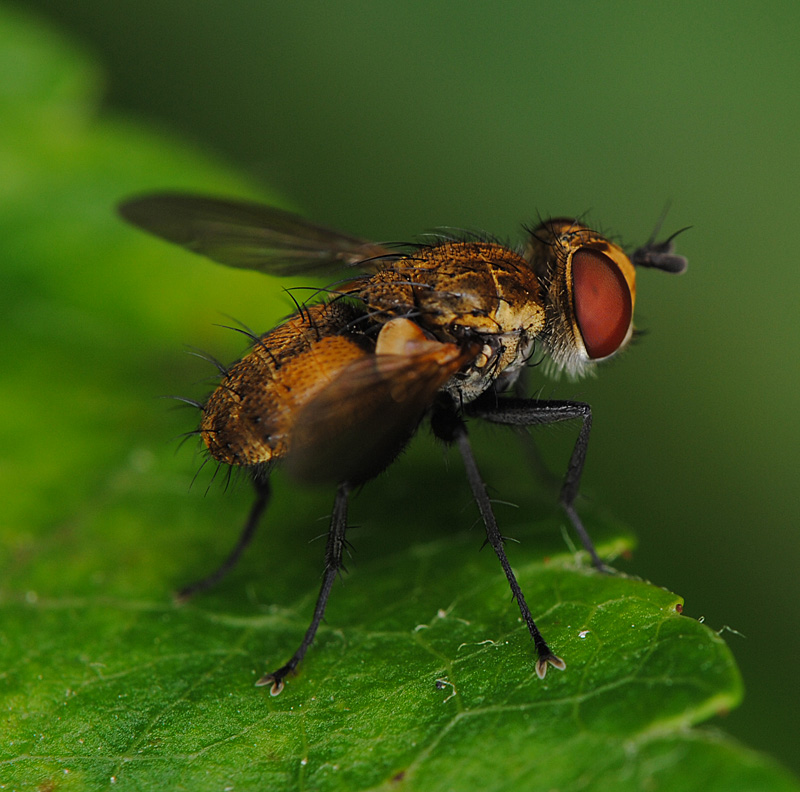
(631, 204, 690, 274)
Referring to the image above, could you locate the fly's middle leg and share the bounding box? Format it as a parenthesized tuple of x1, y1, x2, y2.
(431, 399, 566, 678)
(468, 396, 610, 572)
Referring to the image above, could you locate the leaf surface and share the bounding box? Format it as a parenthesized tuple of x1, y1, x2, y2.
(0, 6, 797, 791)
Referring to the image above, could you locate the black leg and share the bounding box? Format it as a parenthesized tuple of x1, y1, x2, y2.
(256, 482, 350, 695)
(176, 475, 271, 601)
(451, 417, 565, 679)
(467, 396, 609, 572)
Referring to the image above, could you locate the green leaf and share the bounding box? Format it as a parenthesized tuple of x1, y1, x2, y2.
(0, 5, 797, 791)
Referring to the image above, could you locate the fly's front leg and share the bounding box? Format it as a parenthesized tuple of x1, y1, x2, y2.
(432, 400, 565, 678)
(467, 396, 609, 572)
(177, 474, 271, 601)
(256, 482, 350, 695)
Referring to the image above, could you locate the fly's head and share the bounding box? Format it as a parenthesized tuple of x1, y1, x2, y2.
(525, 218, 686, 380)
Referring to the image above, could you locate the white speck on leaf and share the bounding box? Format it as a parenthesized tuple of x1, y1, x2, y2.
(435, 678, 457, 703)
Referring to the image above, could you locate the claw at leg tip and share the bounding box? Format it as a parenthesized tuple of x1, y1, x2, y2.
(536, 653, 566, 680)
(255, 674, 284, 696)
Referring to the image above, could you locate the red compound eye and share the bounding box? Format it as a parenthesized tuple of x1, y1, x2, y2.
(572, 248, 632, 359)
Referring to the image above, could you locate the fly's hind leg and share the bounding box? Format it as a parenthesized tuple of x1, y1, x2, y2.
(256, 483, 350, 695)
(177, 474, 271, 601)
(467, 395, 609, 572)
(432, 400, 565, 679)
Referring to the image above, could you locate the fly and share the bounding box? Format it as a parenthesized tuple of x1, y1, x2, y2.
(118, 194, 687, 694)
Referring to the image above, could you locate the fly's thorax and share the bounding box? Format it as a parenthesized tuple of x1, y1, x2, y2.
(361, 241, 545, 340)
(357, 240, 546, 404)
(525, 219, 637, 380)
(200, 301, 367, 466)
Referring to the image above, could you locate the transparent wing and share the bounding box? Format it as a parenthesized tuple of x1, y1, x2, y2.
(118, 193, 396, 276)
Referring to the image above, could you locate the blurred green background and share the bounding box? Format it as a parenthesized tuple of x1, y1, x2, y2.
(10, 0, 800, 776)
